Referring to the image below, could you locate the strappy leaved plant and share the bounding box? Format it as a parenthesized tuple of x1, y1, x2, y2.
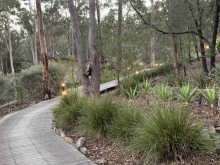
(68, 77, 79, 89)
(154, 84, 173, 105)
(200, 87, 218, 116)
(142, 79, 151, 94)
(125, 86, 140, 100)
(178, 84, 197, 106)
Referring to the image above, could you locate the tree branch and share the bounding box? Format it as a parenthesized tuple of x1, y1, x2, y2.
(129, 0, 209, 43)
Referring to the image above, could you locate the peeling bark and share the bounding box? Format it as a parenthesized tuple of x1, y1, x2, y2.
(36, 0, 51, 100)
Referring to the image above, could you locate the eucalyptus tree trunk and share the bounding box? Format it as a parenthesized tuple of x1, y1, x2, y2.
(68, 0, 91, 95)
(4, 22, 15, 75)
(116, 0, 122, 85)
(150, 0, 156, 67)
(168, 0, 180, 74)
(210, 0, 220, 69)
(89, 0, 100, 96)
(29, 0, 38, 64)
(36, 0, 51, 100)
(171, 34, 179, 74)
(96, 0, 104, 64)
(196, 0, 208, 73)
(0, 58, 3, 73)
(4, 21, 17, 99)
(187, 0, 208, 73)
(193, 35, 200, 60)
(71, 25, 77, 57)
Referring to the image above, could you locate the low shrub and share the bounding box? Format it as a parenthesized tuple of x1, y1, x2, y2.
(125, 86, 140, 99)
(154, 83, 173, 104)
(19, 62, 65, 95)
(200, 86, 218, 115)
(178, 84, 197, 106)
(141, 78, 151, 94)
(109, 105, 144, 143)
(129, 63, 173, 83)
(0, 74, 16, 105)
(166, 73, 186, 87)
(131, 106, 209, 163)
(78, 97, 120, 137)
(120, 77, 139, 97)
(53, 92, 86, 130)
(193, 71, 209, 89)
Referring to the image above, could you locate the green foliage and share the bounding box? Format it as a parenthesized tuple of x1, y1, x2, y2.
(133, 63, 173, 82)
(120, 77, 139, 97)
(154, 84, 173, 103)
(211, 67, 220, 85)
(166, 73, 186, 87)
(178, 84, 197, 105)
(19, 62, 64, 95)
(125, 86, 140, 100)
(100, 63, 116, 83)
(0, 74, 16, 105)
(193, 71, 209, 89)
(142, 79, 151, 94)
(67, 77, 79, 89)
(78, 97, 120, 137)
(131, 106, 209, 163)
(200, 87, 217, 107)
(109, 106, 144, 143)
(208, 133, 220, 155)
(53, 92, 86, 130)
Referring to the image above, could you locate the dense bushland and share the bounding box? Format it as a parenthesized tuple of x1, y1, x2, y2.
(0, 62, 65, 106)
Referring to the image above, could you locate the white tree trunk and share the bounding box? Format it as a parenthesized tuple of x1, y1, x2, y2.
(29, 0, 38, 64)
(8, 28, 15, 74)
(150, 0, 156, 67)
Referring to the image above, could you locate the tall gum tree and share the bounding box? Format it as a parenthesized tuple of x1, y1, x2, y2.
(150, 0, 156, 67)
(68, 0, 100, 96)
(116, 0, 122, 85)
(0, 0, 20, 75)
(89, 0, 100, 95)
(210, 0, 220, 69)
(36, 0, 51, 100)
(96, 0, 105, 64)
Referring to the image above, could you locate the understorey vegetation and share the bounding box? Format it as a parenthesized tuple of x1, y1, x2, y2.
(53, 63, 220, 164)
(53, 90, 218, 164)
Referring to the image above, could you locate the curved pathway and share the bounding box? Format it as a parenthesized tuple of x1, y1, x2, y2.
(0, 98, 95, 165)
(0, 80, 123, 165)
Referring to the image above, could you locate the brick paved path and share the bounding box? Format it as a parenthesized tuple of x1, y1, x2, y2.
(0, 98, 95, 165)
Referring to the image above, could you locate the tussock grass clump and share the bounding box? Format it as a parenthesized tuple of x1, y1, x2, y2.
(193, 71, 209, 89)
(131, 106, 209, 163)
(53, 92, 87, 130)
(78, 97, 120, 137)
(109, 106, 144, 143)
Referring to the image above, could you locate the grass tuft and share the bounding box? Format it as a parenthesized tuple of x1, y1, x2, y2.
(131, 106, 209, 163)
(78, 97, 120, 137)
(53, 92, 86, 130)
(109, 105, 144, 144)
